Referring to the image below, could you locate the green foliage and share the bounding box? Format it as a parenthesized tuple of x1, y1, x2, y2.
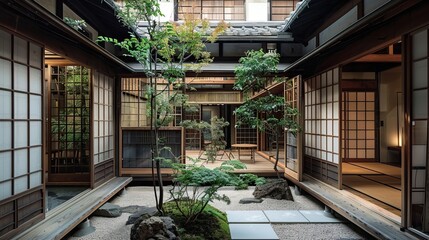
(64, 17, 87, 31)
(51, 66, 90, 152)
(182, 116, 229, 162)
(98, 0, 226, 213)
(234, 94, 299, 134)
(234, 49, 280, 92)
(235, 173, 266, 190)
(164, 201, 230, 240)
(234, 49, 300, 172)
(169, 159, 246, 224)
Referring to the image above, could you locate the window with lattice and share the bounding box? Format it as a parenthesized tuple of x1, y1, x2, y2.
(178, 0, 245, 21)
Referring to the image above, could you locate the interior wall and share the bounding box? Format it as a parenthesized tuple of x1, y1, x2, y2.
(379, 66, 402, 163)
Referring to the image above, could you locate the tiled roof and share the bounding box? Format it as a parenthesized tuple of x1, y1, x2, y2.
(136, 21, 292, 39)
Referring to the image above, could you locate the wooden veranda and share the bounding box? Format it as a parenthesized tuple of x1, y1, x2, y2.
(185, 150, 283, 177)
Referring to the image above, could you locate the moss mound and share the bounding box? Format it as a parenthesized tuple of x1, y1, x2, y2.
(163, 201, 230, 240)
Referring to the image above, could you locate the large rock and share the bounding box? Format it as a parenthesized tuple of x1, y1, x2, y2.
(253, 179, 293, 200)
(126, 206, 158, 225)
(93, 203, 122, 217)
(159, 217, 179, 240)
(239, 198, 264, 204)
(130, 216, 180, 240)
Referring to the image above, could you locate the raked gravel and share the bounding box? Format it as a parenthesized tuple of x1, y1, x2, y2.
(67, 186, 373, 240)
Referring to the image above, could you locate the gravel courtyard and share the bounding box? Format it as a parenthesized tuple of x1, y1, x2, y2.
(67, 185, 373, 240)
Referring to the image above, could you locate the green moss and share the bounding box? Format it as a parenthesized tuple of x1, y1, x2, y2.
(164, 201, 230, 240)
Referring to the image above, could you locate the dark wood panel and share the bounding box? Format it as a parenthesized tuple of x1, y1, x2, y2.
(0, 188, 44, 239)
(48, 173, 90, 184)
(341, 80, 377, 91)
(304, 155, 339, 187)
(94, 159, 115, 188)
(0, 202, 14, 237)
(17, 190, 43, 227)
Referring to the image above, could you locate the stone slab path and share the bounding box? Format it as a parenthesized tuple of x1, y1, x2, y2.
(227, 210, 343, 240)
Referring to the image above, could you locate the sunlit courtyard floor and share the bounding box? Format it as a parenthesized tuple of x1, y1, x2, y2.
(67, 186, 373, 240)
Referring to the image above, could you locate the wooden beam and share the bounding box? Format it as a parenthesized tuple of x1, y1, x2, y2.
(186, 80, 235, 84)
(45, 58, 77, 66)
(354, 54, 402, 62)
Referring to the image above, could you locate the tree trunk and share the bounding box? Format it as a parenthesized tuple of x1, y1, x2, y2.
(274, 131, 281, 179)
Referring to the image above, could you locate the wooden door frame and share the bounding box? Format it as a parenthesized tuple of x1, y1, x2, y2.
(284, 75, 303, 181)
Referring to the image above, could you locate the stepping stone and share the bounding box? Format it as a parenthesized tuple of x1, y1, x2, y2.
(264, 210, 309, 223)
(226, 210, 269, 223)
(94, 202, 122, 217)
(299, 210, 343, 223)
(239, 198, 264, 204)
(229, 224, 279, 240)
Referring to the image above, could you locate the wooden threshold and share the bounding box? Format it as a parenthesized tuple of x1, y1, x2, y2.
(12, 177, 132, 240)
(288, 175, 416, 240)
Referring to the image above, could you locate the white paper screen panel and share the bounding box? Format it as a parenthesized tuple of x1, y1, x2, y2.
(0, 28, 43, 201)
(341, 91, 376, 161)
(93, 71, 114, 164)
(304, 68, 340, 164)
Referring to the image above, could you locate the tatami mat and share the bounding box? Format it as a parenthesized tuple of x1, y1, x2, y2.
(342, 163, 380, 175)
(351, 162, 401, 178)
(362, 175, 401, 190)
(342, 175, 401, 209)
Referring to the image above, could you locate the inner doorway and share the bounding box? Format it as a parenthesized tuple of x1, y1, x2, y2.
(44, 49, 90, 211)
(201, 105, 232, 147)
(341, 43, 403, 217)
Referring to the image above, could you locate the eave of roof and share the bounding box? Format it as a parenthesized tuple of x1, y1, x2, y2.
(14, 0, 134, 72)
(281, 0, 311, 32)
(283, 0, 403, 75)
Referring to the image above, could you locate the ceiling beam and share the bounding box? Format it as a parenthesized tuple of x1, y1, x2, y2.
(354, 54, 401, 62)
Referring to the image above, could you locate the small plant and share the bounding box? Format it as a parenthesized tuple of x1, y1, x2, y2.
(64, 17, 87, 31)
(235, 173, 266, 190)
(182, 116, 229, 163)
(169, 159, 252, 224)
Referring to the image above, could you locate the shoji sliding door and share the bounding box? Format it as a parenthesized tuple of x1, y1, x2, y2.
(409, 26, 429, 234)
(0, 28, 44, 237)
(284, 76, 303, 181)
(304, 68, 341, 187)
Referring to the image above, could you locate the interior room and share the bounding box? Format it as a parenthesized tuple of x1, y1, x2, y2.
(340, 43, 403, 217)
(44, 49, 90, 211)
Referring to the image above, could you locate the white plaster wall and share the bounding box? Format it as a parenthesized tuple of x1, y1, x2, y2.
(379, 66, 402, 163)
(159, 0, 175, 22)
(246, 0, 269, 21)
